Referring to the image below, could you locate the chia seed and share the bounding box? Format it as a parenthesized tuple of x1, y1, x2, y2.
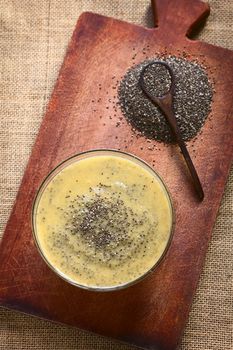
(118, 56, 213, 143)
(61, 183, 152, 265)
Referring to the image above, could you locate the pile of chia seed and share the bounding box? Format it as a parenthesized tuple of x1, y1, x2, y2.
(60, 184, 152, 265)
(118, 56, 213, 143)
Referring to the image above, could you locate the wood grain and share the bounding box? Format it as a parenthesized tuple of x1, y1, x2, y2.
(0, 1, 233, 349)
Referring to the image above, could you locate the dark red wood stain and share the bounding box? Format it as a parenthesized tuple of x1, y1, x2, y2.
(0, 1, 233, 349)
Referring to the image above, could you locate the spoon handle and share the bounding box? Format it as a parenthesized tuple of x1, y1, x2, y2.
(176, 136, 204, 201)
(159, 99, 204, 201)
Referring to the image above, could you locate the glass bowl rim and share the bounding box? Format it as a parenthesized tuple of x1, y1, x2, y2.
(31, 149, 175, 292)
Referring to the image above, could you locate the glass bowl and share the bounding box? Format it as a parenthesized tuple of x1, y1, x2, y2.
(32, 149, 174, 292)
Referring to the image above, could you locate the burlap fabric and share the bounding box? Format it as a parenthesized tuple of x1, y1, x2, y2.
(0, 0, 232, 349)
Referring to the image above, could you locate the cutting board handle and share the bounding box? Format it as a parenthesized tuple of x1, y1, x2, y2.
(151, 0, 210, 37)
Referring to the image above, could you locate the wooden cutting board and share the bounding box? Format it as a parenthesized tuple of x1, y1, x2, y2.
(0, 1, 233, 349)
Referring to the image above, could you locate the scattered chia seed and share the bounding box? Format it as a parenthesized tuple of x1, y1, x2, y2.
(118, 56, 213, 143)
(60, 183, 153, 265)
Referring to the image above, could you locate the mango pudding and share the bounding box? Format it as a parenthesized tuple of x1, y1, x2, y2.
(32, 150, 173, 290)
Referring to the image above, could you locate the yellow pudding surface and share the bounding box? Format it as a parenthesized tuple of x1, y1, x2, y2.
(33, 152, 173, 289)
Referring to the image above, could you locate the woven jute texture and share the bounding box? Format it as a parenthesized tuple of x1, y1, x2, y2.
(0, 0, 232, 349)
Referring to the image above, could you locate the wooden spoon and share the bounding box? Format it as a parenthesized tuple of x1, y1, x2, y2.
(139, 61, 204, 201)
